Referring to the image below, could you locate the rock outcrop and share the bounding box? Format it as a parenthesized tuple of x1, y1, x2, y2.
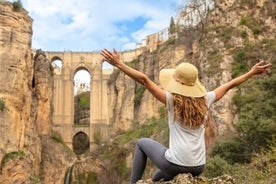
(137, 173, 235, 184)
(0, 1, 41, 183)
(0, 2, 76, 183)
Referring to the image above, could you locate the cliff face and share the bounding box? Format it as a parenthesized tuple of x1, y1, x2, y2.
(0, 2, 76, 183)
(104, 0, 276, 182)
(108, 45, 186, 134)
(0, 1, 41, 183)
(108, 0, 276, 136)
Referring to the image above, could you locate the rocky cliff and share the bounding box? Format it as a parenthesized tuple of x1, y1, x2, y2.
(0, 1, 41, 183)
(0, 1, 76, 183)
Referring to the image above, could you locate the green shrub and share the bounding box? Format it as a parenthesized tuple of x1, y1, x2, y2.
(134, 85, 146, 107)
(211, 62, 276, 165)
(1, 151, 26, 169)
(232, 51, 247, 78)
(231, 144, 276, 183)
(79, 96, 89, 108)
(210, 137, 252, 164)
(93, 131, 101, 145)
(87, 172, 97, 184)
(240, 16, 262, 35)
(204, 155, 235, 178)
(12, 0, 23, 12)
(118, 160, 128, 178)
(240, 30, 248, 38)
(52, 135, 63, 144)
(0, 99, 5, 111)
(219, 27, 233, 40)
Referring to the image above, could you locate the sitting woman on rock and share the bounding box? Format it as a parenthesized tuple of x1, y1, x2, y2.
(100, 48, 272, 184)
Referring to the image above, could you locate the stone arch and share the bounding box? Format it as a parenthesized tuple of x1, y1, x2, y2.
(46, 51, 119, 150)
(51, 56, 63, 75)
(51, 56, 63, 63)
(72, 131, 90, 155)
(73, 66, 92, 95)
(73, 66, 92, 126)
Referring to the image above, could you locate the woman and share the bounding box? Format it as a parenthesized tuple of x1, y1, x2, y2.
(100, 48, 272, 183)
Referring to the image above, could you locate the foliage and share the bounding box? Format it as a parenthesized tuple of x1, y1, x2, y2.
(204, 155, 235, 178)
(181, 0, 213, 31)
(73, 172, 97, 184)
(206, 143, 276, 183)
(1, 151, 26, 169)
(240, 16, 262, 35)
(51, 132, 64, 144)
(0, 99, 5, 111)
(158, 106, 167, 118)
(169, 17, 177, 35)
(205, 49, 223, 75)
(87, 172, 97, 184)
(51, 131, 74, 156)
(93, 131, 101, 145)
(240, 30, 248, 38)
(117, 159, 129, 178)
(219, 27, 234, 41)
(232, 38, 276, 78)
(210, 58, 276, 165)
(78, 94, 90, 109)
(134, 85, 146, 107)
(232, 51, 247, 78)
(210, 136, 251, 164)
(231, 143, 276, 183)
(12, 0, 23, 12)
(114, 118, 160, 145)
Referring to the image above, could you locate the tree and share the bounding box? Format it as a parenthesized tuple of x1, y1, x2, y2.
(176, 0, 214, 30)
(169, 17, 176, 35)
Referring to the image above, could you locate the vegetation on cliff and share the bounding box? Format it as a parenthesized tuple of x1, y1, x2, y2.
(92, 0, 276, 183)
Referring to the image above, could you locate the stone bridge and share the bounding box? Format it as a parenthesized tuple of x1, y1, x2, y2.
(46, 49, 143, 152)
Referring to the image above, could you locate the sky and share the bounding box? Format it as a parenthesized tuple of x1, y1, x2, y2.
(7, 0, 186, 92)
(8, 0, 185, 52)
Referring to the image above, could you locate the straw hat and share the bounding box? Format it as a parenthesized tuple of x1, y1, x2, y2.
(159, 63, 206, 97)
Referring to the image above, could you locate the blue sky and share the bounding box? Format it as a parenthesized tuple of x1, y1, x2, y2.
(8, 0, 185, 52)
(7, 0, 187, 90)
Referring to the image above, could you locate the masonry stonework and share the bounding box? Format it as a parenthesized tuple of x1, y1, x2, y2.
(46, 49, 143, 150)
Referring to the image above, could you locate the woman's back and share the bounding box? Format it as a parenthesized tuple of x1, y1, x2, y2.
(165, 91, 216, 166)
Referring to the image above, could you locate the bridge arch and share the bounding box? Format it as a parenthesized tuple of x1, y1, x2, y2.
(46, 51, 112, 151)
(73, 131, 90, 155)
(45, 50, 143, 151)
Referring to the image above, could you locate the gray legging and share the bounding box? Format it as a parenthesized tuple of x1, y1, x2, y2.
(130, 138, 205, 184)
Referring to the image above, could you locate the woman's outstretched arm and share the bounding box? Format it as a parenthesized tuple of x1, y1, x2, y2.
(101, 48, 166, 104)
(214, 60, 272, 102)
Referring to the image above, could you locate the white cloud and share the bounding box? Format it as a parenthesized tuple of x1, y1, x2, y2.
(8, 0, 183, 51)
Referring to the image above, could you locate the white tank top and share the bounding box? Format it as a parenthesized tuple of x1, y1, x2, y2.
(165, 91, 216, 166)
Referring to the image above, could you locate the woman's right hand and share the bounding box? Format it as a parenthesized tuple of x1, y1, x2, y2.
(249, 60, 272, 75)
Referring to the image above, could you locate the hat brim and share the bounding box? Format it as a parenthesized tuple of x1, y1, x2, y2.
(159, 68, 206, 97)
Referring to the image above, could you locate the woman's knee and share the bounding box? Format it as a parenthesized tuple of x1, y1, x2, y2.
(137, 138, 151, 147)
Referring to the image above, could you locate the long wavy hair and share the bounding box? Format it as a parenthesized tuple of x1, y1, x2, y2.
(172, 93, 208, 129)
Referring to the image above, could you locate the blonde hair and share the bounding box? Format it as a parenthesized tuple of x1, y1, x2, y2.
(172, 93, 208, 129)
